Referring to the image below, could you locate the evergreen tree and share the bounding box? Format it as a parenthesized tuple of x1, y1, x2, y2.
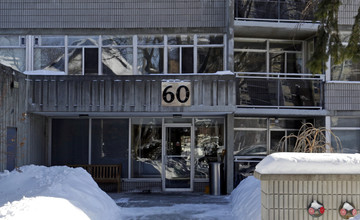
(307, 0, 360, 74)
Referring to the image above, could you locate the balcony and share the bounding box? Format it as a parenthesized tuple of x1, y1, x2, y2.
(26, 74, 236, 114)
(236, 72, 324, 109)
(235, 0, 314, 22)
(234, 0, 318, 40)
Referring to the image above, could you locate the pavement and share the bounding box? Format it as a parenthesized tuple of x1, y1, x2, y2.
(109, 192, 235, 220)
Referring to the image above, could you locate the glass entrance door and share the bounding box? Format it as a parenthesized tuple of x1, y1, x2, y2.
(163, 125, 193, 191)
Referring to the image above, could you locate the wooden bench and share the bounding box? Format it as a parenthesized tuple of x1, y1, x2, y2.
(69, 164, 121, 193)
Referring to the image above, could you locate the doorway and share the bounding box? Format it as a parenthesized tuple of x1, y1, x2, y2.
(162, 124, 194, 191)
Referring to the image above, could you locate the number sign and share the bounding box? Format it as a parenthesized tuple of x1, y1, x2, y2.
(161, 82, 191, 106)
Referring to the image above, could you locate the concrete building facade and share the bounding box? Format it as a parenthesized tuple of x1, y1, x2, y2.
(0, 0, 359, 194)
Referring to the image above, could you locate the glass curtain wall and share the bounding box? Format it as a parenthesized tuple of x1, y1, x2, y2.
(5, 34, 225, 75)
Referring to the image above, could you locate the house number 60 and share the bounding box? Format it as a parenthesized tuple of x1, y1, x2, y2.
(161, 82, 191, 106)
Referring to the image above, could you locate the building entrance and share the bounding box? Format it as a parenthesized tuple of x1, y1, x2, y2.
(162, 124, 194, 191)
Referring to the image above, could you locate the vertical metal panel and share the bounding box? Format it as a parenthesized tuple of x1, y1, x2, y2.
(6, 127, 17, 171)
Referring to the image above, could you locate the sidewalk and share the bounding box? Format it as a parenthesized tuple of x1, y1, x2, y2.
(109, 192, 234, 220)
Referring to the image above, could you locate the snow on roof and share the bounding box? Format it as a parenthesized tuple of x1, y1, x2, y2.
(255, 153, 360, 174)
(0, 165, 120, 220)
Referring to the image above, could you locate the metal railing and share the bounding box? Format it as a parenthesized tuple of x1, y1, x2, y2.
(236, 72, 324, 109)
(234, 0, 315, 22)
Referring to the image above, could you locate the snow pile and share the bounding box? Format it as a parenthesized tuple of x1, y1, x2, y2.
(256, 153, 360, 174)
(0, 165, 120, 220)
(230, 176, 261, 220)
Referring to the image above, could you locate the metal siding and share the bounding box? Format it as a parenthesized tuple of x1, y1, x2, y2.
(0, 0, 226, 29)
(325, 83, 360, 110)
(26, 75, 236, 113)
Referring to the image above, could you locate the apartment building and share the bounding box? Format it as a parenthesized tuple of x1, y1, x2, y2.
(0, 0, 359, 194)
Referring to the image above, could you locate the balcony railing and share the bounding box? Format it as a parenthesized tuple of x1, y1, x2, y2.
(235, 0, 315, 22)
(26, 74, 236, 113)
(236, 72, 324, 109)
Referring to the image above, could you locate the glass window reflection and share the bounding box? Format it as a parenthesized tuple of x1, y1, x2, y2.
(195, 118, 225, 179)
(131, 118, 162, 178)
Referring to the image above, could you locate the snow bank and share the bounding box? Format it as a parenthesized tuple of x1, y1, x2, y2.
(256, 153, 360, 174)
(0, 165, 120, 220)
(230, 176, 261, 220)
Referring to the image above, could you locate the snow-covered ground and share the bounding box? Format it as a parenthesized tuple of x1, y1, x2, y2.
(1, 153, 360, 219)
(0, 165, 260, 220)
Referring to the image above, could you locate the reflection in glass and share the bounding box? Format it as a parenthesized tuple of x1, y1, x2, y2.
(0, 36, 21, 46)
(102, 35, 132, 46)
(68, 36, 99, 46)
(195, 118, 225, 179)
(168, 35, 194, 45)
(237, 78, 321, 107)
(234, 52, 266, 72)
(165, 127, 191, 188)
(91, 119, 129, 178)
(234, 130, 267, 155)
(138, 35, 164, 45)
(332, 130, 360, 153)
(0, 48, 26, 72)
(197, 35, 223, 45)
(131, 118, 162, 178)
(331, 117, 360, 127)
(137, 48, 164, 74)
(39, 36, 65, 46)
(102, 47, 133, 75)
(234, 118, 267, 128)
(331, 59, 360, 81)
(34, 48, 65, 72)
(68, 48, 82, 75)
(198, 47, 223, 73)
(270, 131, 285, 153)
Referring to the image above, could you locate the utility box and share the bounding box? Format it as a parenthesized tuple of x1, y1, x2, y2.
(255, 153, 360, 220)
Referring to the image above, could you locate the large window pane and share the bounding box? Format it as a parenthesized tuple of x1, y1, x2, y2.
(68, 36, 99, 46)
(138, 36, 164, 45)
(137, 48, 164, 74)
(131, 118, 162, 178)
(0, 48, 26, 72)
(331, 117, 360, 127)
(234, 130, 267, 155)
(197, 35, 223, 45)
(102, 47, 133, 75)
(234, 52, 266, 72)
(0, 36, 21, 46)
(332, 130, 360, 153)
(234, 118, 267, 128)
(331, 59, 360, 81)
(91, 119, 129, 178)
(198, 47, 223, 73)
(195, 118, 225, 179)
(51, 119, 89, 165)
(168, 35, 194, 45)
(68, 48, 82, 75)
(34, 48, 65, 72)
(102, 36, 132, 46)
(39, 36, 65, 46)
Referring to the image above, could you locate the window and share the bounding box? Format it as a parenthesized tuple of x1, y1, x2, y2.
(234, 39, 303, 73)
(131, 118, 162, 178)
(0, 36, 26, 72)
(331, 117, 360, 153)
(2, 34, 225, 75)
(194, 118, 225, 179)
(331, 59, 360, 81)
